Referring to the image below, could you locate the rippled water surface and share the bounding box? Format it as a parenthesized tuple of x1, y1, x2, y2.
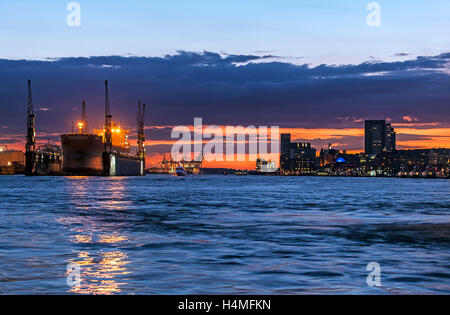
(0, 175, 449, 294)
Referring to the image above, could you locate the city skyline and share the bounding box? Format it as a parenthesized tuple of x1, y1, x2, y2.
(278, 127, 450, 177)
(0, 52, 450, 172)
(1, 109, 449, 170)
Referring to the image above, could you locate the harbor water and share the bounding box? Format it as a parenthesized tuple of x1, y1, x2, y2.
(0, 175, 449, 294)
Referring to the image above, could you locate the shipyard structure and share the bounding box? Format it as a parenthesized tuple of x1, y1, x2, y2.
(147, 154, 202, 175)
(25, 80, 146, 176)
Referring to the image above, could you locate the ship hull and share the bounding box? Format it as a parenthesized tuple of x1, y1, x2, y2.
(61, 134, 145, 176)
(106, 153, 144, 176)
(61, 134, 104, 176)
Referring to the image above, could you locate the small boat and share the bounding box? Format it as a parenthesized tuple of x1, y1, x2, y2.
(175, 166, 187, 177)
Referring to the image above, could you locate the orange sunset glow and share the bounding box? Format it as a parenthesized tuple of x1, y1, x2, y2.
(141, 123, 450, 169)
(2, 123, 449, 171)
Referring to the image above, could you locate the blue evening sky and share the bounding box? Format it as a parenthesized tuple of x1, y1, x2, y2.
(0, 0, 449, 64)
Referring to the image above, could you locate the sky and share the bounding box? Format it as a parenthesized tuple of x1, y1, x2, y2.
(0, 1, 449, 169)
(1, 0, 449, 63)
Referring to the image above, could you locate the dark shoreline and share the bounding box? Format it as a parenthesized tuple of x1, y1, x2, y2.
(1, 173, 449, 180)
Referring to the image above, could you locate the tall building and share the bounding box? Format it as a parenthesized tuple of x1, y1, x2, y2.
(289, 142, 316, 175)
(365, 120, 396, 155)
(385, 123, 396, 153)
(279, 134, 316, 175)
(280, 133, 291, 172)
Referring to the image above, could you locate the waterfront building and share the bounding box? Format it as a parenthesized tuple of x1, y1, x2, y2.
(0, 149, 25, 175)
(385, 123, 396, 152)
(370, 149, 450, 177)
(279, 134, 316, 175)
(365, 120, 396, 155)
(280, 134, 291, 173)
(318, 143, 339, 167)
(0, 149, 24, 167)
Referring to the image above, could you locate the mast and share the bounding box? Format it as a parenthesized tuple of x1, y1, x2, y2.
(81, 100, 89, 133)
(104, 80, 112, 153)
(25, 80, 36, 176)
(137, 100, 146, 161)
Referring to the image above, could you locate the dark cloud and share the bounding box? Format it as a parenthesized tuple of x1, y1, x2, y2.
(394, 53, 410, 57)
(291, 135, 364, 152)
(145, 144, 173, 157)
(397, 134, 444, 142)
(0, 51, 449, 146)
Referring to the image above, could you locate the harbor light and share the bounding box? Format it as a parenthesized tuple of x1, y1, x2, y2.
(77, 122, 84, 133)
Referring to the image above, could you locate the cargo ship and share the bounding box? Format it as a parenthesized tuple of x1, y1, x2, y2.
(61, 81, 146, 176)
(24, 80, 146, 177)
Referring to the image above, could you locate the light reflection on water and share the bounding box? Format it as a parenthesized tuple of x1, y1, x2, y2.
(0, 175, 449, 294)
(64, 177, 131, 295)
(67, 250, 130, 295)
